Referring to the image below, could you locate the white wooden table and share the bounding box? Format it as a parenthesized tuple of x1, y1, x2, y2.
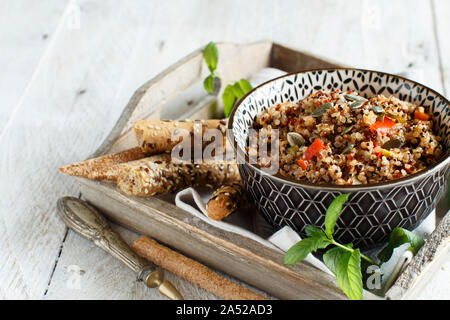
(0, 0, 448, 300)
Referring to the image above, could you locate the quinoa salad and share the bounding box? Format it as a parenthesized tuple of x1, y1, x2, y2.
(250, 90, 444, 185)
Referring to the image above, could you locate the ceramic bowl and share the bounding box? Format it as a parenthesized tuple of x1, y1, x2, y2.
(228, 68, 450, 249)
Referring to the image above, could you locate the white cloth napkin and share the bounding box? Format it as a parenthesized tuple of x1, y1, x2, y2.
(174, 67, 437, 294)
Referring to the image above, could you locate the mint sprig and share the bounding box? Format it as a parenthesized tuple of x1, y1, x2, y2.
(284, 193, 425, 300)
(202, 42, 253, 117)
(285, 194, 373, 300)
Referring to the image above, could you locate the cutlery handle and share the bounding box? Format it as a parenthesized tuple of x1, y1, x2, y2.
(56, 197, 183, 300)
(93, 220, 150, 273)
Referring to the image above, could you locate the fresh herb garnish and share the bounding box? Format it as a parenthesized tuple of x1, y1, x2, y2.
(284, 194, 425, 300)
(284, 194, 371, 299)
(202, 41, 253, 117)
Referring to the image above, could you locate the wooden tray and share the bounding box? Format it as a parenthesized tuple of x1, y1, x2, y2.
(76, 41, 449, 300)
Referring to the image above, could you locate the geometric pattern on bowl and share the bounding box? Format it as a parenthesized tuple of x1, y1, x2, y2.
(239, 163, 448, 249)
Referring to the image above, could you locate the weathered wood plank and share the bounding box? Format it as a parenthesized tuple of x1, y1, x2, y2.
(0, 0, 69, 132)
(0, 0, 171, 299)
(0, 0, 71, 299)
(433, 0, 450, 95)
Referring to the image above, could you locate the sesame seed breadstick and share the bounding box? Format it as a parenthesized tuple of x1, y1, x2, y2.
(117, 154, 240, 196)
(134, 119, 228, 153)
(206, 183, 244, 221)
(132, 236, 267, 300)
(58, 147, 149, 182)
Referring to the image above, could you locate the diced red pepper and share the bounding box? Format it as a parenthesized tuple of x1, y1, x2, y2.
(414, 110, 430, 121)
(297, 159, 309, 169)
(369, 116, 396, 135)
(297, 139, 326, 169)
(303, 139, 326, 160)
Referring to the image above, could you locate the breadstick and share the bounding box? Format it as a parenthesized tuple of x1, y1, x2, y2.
(132, 236, 266, 300)
(117, 154, 240, 196)
(134, 119, 228, 154)
(206, 183, 244, 221)
(59, 147, 148, 182)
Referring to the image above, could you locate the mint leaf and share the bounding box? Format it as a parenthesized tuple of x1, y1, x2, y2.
(238, 79, 253, 93)
(323, 244, 353, 274)
(203, 74, 215, 94)
(324, 193, 350, 239)
(378, 227, 425, 264)
(203, 42, 218, 72)
(231, 80, 253, 99)
(337, 248, 363, 300)
(222, 85, 236, 117)
(323, 246, 344, 275)
(284, 231, 330, 264)
(232, 82, 245, 99)
(325, 247, 363, 300)
(304, 225, 325, 238)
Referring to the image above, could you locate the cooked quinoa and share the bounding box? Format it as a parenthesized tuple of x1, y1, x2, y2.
(250, 90, 443, 185)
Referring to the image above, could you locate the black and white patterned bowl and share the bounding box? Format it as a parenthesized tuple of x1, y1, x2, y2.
(228, 69, 450, 249)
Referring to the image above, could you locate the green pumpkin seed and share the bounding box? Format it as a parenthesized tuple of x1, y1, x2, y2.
(372, 106, 385, 114)
(382, 138, 404, 150)
(312, 102, 333, 117)
(342, 144, 354, 154)
(349, 100, 366, 110)
(344, 94, 368, 102)
(287, 132, 305, 147)
(341, 124, 354, 135)
(386, 112, 406, 123)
